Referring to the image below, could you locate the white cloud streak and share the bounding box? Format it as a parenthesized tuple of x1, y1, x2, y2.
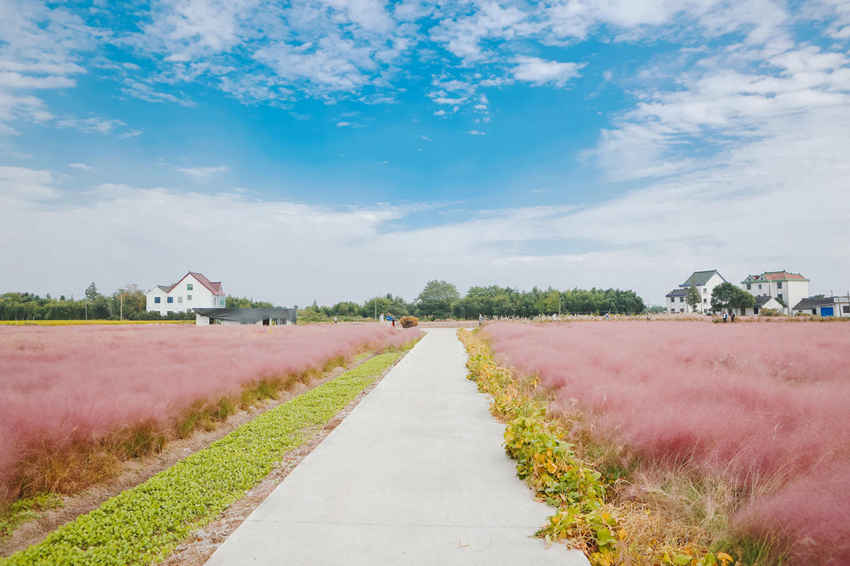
(176, 165, 230, 179)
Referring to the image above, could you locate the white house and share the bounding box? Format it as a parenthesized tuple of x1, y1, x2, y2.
(792, 295, 850, 318)
(740, 271, 809, 315)
(742, 295, 785, 316)
(146, 272, 226, 315)
(665, 270, 727, 314)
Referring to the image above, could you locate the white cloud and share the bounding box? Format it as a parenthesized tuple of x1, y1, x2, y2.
(121, 79, 195, 107)
(2, 134, 850, 306)
(0, 166, 59, 202)
(512, 56, 583, 87)
(336, 121, 352, 127)
(0, 1, 98, 132)
(176, 165, 230, 179)
(56, 116, 126, 134)
(68, 162, 93, 171)
(466, 129, 486, 135)
(0, 72, 75, 89)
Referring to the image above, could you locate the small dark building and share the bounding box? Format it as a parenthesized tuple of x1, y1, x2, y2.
(193, 307, 297, 326)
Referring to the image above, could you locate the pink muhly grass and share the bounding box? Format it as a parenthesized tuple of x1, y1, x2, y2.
(0, 323, 420, 497)
(483, 321, 850, 564)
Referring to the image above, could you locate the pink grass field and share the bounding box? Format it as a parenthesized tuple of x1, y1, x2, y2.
(0, 323, 420, 497)
(483, 321, 850, 565)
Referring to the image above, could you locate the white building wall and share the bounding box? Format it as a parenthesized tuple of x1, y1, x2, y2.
(783, 280, 809, 314)
(146, 274, 226, 315)
(666, 295, 691, 314)
(698, 273, 725, 314)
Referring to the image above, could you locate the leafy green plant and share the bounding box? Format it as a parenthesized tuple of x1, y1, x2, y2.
(0, 494, 63, 540)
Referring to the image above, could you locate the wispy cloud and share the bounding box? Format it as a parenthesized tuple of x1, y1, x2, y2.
(176, 165, 230, 180)
(467, 129, 486, 136)
(68, 162, 92, 171)
(121, 79, 195, 107)
(56, 117, 126, 134)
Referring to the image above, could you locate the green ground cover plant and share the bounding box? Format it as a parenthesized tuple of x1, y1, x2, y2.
(1, 348, 409, 566)
(459, 329, 739, 566)
(0, 495, 63, 540)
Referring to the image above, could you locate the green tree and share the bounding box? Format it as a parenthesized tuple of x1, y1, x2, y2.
(711, 283, 755, 314)
(686, 285, 701, 312)
(415, 280, 459, 319)
(85, 282, 99, 301)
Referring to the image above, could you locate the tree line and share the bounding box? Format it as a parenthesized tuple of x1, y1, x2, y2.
(0, 283, 274, 321)
(303, 280, 647, 320)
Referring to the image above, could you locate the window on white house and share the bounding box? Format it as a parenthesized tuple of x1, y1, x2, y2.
(187, 283, 193, 291)
(154, 297, 161, 304)
(178, 296, 183, 303)
(703, 298, 707, 303)
(746, 283, 751, 290)
(812, 309, 817, 315)
(167, 297, 174, 304)
(843, 306, 849, 314)
(777, 281, 783, 289)
(758, 284, 762, 290)
(187, 294, 192, 301)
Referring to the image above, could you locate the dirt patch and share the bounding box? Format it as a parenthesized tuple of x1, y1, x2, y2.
(158, 353, 403, 566)
(0, 359, 365, 558)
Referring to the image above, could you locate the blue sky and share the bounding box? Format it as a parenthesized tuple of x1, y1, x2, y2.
(2, 0, 850, 306)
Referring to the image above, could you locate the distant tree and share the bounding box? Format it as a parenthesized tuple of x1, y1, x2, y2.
(226, 296, 274, 309)
(711, 283, 755, 314)
(415, 280, 459, 319)
(686, 285, 701, 312)
(85, 282, 99, 301)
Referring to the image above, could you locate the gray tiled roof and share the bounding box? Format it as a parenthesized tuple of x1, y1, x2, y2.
(666, 288, 689, 298)
(680, 270, 724, 287)
(793, 296, 831, 310)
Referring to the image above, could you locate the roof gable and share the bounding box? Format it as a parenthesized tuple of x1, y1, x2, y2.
(680, 270, 724, 288)
(155, 272, 225, 296)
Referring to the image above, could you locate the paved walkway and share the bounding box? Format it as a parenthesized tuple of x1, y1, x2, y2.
(206, 329, 589, 566)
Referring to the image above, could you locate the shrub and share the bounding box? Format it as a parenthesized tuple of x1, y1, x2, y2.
(400, 315, 419, 328)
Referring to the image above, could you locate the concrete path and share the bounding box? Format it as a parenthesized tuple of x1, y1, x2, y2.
(205, 328, 589, 566)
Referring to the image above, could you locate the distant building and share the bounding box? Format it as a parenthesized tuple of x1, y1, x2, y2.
(792, 295, 850, 318)
(742, 294, 785, 316)
(145, 272, 226, 315)
(740, 271, 809, 315)
(665, 270, 726, 314)
(193, 307, 297, 326)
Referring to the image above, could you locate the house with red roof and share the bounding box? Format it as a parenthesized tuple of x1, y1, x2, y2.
(145, 272, 226, 315)
(740, 270, 809, 315)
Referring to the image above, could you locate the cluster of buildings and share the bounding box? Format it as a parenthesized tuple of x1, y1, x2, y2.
(665, 269, 850, 317)
(145, 271, 296, 325)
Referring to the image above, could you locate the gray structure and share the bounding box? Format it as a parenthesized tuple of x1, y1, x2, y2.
(194, 307, 297, 326)
(792, 295, 850, 318)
